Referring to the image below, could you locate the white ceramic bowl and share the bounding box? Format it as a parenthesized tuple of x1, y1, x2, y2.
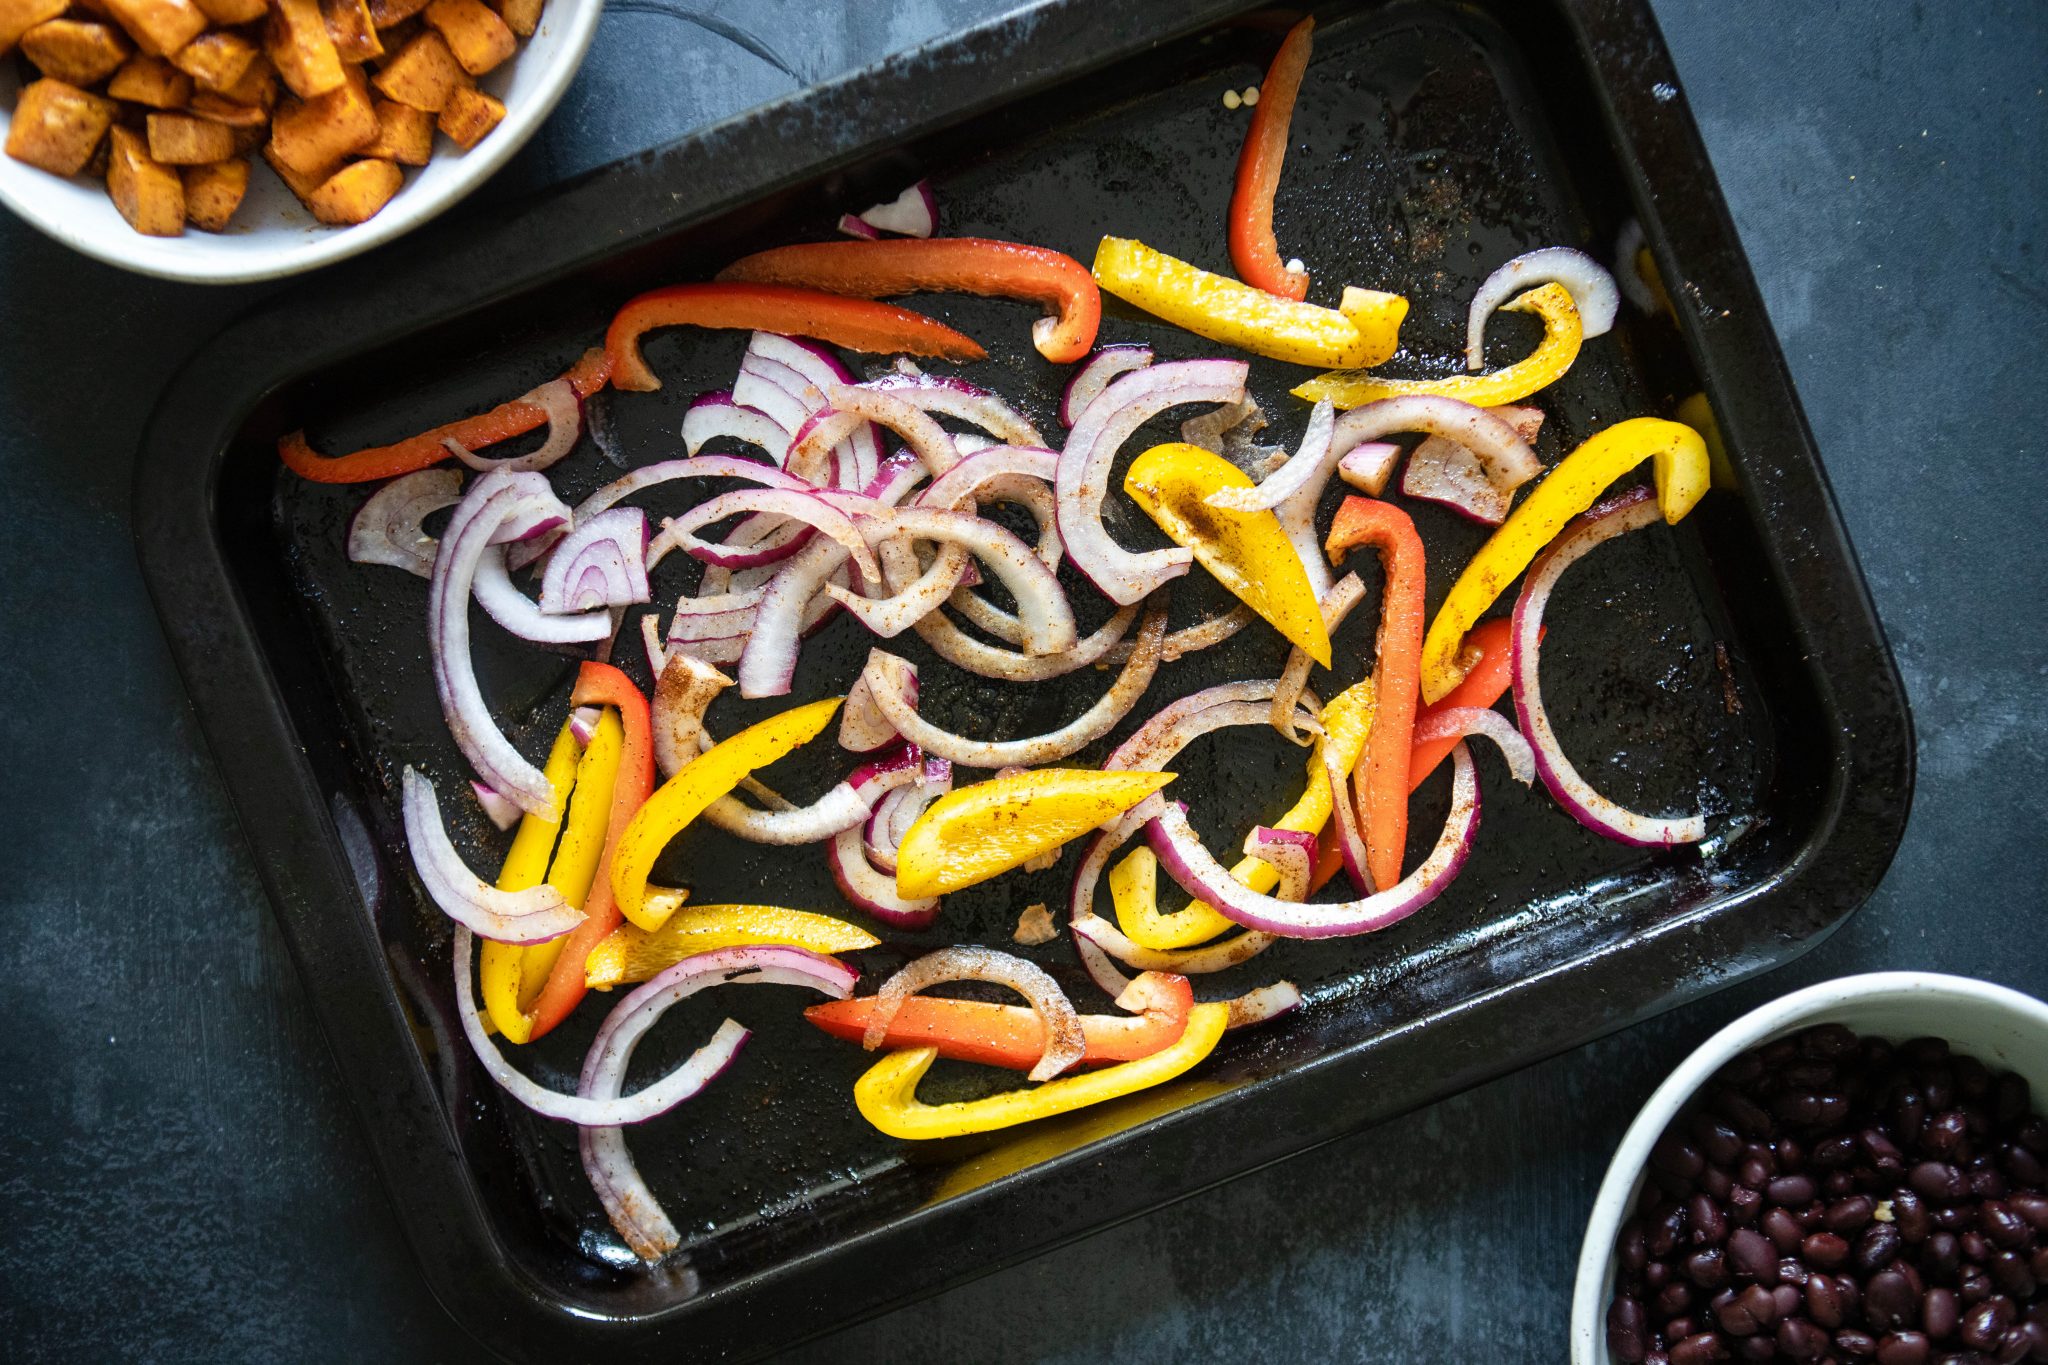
(1571, 972, 2048, 1364)
(0, 0, 601, 283)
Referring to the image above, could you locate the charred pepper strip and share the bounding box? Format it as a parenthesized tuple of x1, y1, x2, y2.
(278, 348, 610, 485)
(716, 238, 1101, 365)
(606, 282, 985, 392)
(1229, 15, 1315, 302)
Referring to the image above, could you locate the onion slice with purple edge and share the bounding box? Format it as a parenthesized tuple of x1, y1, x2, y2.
(858, 602, 1165, 768)
(508, 453, 808, 572)
(1511, 485, 1706, 846)
(831, 507, 1075, 650)
(682, 391, 791, 464)
(827, 754, 952, 927)
(665, 487, 881, 580)
(1273, 572, 1364, 742)
(916, 598, 1138, 682)
(348, 468, 461, 577)
(431, 471, 575, 817)
(1104, 604, 1257, 666)
(569, 705, 602, 746)
(446, 378, 581, 474)
(1325, 745, 1372, 893)
(538, 507, 651, 614)
(473, 547, 614, 643)
(651, 653, 732, 779)
(471, 780, 522, 832)
(840, 179, 936, 238)
(1056, 359, 1246, 604)
(711, 742, 927, 847)
(840, 657, 917, 752)
(402, 769, 582, 943)
(862, 946, 1086, 1083)
(863, 775, 944, 875)
(741, 334, 880, 482)
(1466, 247, 1618, 371)
(1060, 344, 1153, 427)
(860, 373, 1047, 448)
(1336, 441, 1402, 496)
(793, 385, 962, 479)
(1613, 219, 1659, 313)
(1401, 435, 1511, 525)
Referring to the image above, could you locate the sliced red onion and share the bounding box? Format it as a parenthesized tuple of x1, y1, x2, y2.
(1613, 218, 1659, 312)
(702, 743, 920, 846)
(1059, 344, 1153, 427)
(472, 546, 614, 644)
(1336, 441, 1402, 495)
(840, 660, 917, 752)
(665, 487, 879, 580)
(507, 454, 804, 573)
(1057, 360, 1246, 603)
(836, 212, 882, 240)
(447, 378, 581, 473)
(1414, 706, 1535, 784)
(1070, 912, 1274, 976)
(470, 779, 522, 832)
(746, 334, 881, 479)
(1325, 745, 1372, 893)
(1179, 397, 1286, 472)
(1511, 487, 1706, 847)
(1225, 981, 1302, 1028)
(844, 179, 936, 237)
(734, 353, 822, 433)
(569, 705, 602, 746)
(538, 507, 651, 615)
(454, 930, 853, 1127)
(492, 497, 567, 547)
(826, 754, 951, 928)
(651, 653, 734, 780)
(915, 599, 1138, 682)
(348, 468, 461, 577)
(1245, 825, 1316, 897)
(833, 506, 1075, 651)
(861, 374, 1047, 448)
(1466, 247, 1618, 371)
(1273, 573, 1365, 742)
(797, 385, 962, 478)
(863, 946, 1085, 1082)
(682, 391, 791, 464)
(858, 604, 1164, 768)
(402, 768, 581, 942)
(862, 770, 947, 875)
(1401, 435, 1512, 524)
(672, 636, 746, 666)
(431, 473, 575, 817)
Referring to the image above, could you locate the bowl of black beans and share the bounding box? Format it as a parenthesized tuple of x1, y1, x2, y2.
(1572, 972, 2048, 1365)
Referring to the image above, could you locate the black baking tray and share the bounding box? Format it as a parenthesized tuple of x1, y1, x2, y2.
(132, 0, 1912, 1358)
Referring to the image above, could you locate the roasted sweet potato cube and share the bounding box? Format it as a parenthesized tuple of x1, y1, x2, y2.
(421, 0, 507, 75)
(105, 123, 182, 232)
(180, 155, 246, 228)
(228, 121, 263, 153)
(361, 96, 430, 163)
(366, 0, 427, 26)
(434, 80, 499, 149)
(0, 0, 65, 53)
(260, 135, 321, 200)
(215, 49, 277, 106)
(19, 18, 129, 82)
(370, 28, 463, 110)
(320, 0, 380, 61)
(187, 91, 264, 125)
(169, 29, 255, 91)
(190, 0, 263, 22)
(265, 0, 343, 97)
(305, 155, 398, 223)
(101, 0, 203, 57)
(3, 77, 115, 173)
(492, 0, 537, 39)
(266, 66, 375, 177)
(145, 109, 234, 162)
(106, 52, 191, 105)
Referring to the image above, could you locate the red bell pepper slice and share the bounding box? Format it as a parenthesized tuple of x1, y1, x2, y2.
(1228, 16, 1315, 302)
(277, 347, 611, 485)
(805, 972, 1194, 1073)
(1323, 496, 1425, 893)
(606, 281, 986, 392)
(716, 238, 1100, 364)
(526, 662, 655, 1039)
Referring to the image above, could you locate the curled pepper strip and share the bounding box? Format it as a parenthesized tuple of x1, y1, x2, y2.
(1294, 283, 1582, 410)
(606, 282, 986, 393)
(1419, 416, 1710, 702)
(610, 696, 843, 931)
(480, 717, 584, 1043)
(1408, 618, 1526, 791)
(716, 238, 1101, 365)
(852, 1002, 1230, 1140)
(1323, 497, 1425, 893)
(278, 348, 610, 485)
(1092, 236, 1406, 370)
(584, 905, 878, 989)
(1229, 16, 1315, 301)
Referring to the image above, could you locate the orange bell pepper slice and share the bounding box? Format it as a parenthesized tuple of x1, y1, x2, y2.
(277, 347, 610, 485)
(523, 661, 655, 1039)
(606, 281, 985, 392)
(1406, 618, 1538, 791)
(1323, 496, 1425, 892)
(1229, 16, 1314, 302)
(805, 972, 1193, 1073)
(717, 238, 1100, 364)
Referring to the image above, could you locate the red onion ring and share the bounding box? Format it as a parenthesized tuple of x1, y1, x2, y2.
(842, 179, 936, 238)
(348, 468, 461, 577)
(1511, 486, 1706, 847)
(1613, 219, 1659, 313)
(792, 386, 962, 481)
(470, 780, 522, 831)
(1056, 359, 1246, 603)
(507, 453, 808, 573)
(1336, 441, 1402, 495)
(1103, 603, 1256, 666)
(401, 769, 582, 943)
(915, 599, 1138, 682)
(834, 507, 1076, 651)
(1225, 981, 1303, 1028)
(862, 946, 1086, 1082)
(472, 547, 614, 644)
(826, 755, 951, 927)
(863, 773, 946, 875)
(569, 705, 602, 746)
(1273, 572, 1365, 742)
(666, 487, 881, 580)
(860, 373, 1047, 448)
(743, 334, 881, 483)
(1325, 744, 1373, 893)
(538, 507, 651, 614)
(682, 390, 791, 463)
(840, 660, 917, 752)
(1059, 344, 1153, 427)
(1466, 247, 1618, 371)
(447, 378, 581, 474)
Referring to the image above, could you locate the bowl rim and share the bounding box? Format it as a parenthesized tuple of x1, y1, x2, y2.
(1569, 970, 2048, 1364)
(0, 0, 605, 285)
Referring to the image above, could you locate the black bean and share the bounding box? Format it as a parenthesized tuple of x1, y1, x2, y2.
(1609, 1294, 1650, 1363)
(2014, 1320, 2048, 1363)
(1734, 1335, 1776, 1361)
(1894, 1090, 1931, 1146)
(1994, 1325, 2034, 1365)
(1667, 1316, 1699, 1342)
(1896, 1190, 1936, 1243)
(1670, 1332, 1727, 1365)
(1779, 1316, 1832, 1360)
(1695, 1116, 1745, 1167)
(1956, 1057, 1992, 1102)
(1868, 1268, 1921, 1327)
(1992, 1072, 2032, 1127)
(1772, 1175, 1821, 1207)
(1837, 1327, 1880, 1356)
(1722, 1284, 1779, 1335)
(1728, 1228, 1779, 1284)
(1973, 1169, 2011, 1200)
(1802, 1023, 1859, 1059)
(1689, 1193, 1730, 1247)
(1816, 1134, 1861, 1168)
(1866, 1128, 1909, 1168)
(2031, 1246, 2048, 1283)
(1740, 1155, 1776, 1190)
(1987, 1250, 2034, 1299)
(1833, 1196, 1881, 1233)
(1859, 1222, 1906, 1274)
(1657, 1134, 1708, 1181)
(1787, 1061, 1843, 1089)
(1652, 1204, 1689, 1257)
(1808, 1272, 1848, 1328)
(1926, 1070, 1958, 1114)
(1772, 1283, 1802, 1318)
(1831, 1170, 1862, 1197)
(1926, 1232, 1964, 1283)
(1914, 1162, 1971, 1201)
(1940, 1205, 1977, 1232)
(1649, 1260, 1673, 1290)
(1900, 1260, 1929, 1296)
(1729, 1184, 1763, 1225)
(1658, 1281, 1696, 1318)
(1656, 1166, 1700, 1199)
(1778, 1092, 1829, 1126)
(1701, 1165, 1734, 1201)
(1878, 1332, 1933, 1365)
(1981, 1203, 2031, 1250)
(1959, 1265, 1993, 1304)
(1806, 1231, 1852, 1268)
(2017, 1117, 2048, 1156)
(1687, 1248, 1730, 1289)
(1781, 1135, 1811, 1173)
(1926, 1287, 1961, 1340)
(1718, 1088, 1775, 1138)
(2000, 1144, 2046, 1189)
(1964, 1232, 1993, 1264)
(1763, 1206, 1804, 1252)
(1963, 1299, 2017, 1351)
(1778, 1256, 1810, 1287)
(1929, 1114, 1971, 1159)
(1621, 1219, 1651, 1271)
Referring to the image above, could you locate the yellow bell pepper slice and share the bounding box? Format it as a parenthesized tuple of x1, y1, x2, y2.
(1294, 282, 1583, 409)
(853, 1002, 1231, 1139)
(895, 768, 1177, 899)
(584, 904, 879, 989)
(1092, 236, 1406, 369)
(480, 719, 579, 1041)
(1420, 416, 1711, 702)
(1118, 679, 1376, 949)
(1676, 392, 1739, 492)
(1124, 441, 1332, 667)
(610, 696, 843, 932)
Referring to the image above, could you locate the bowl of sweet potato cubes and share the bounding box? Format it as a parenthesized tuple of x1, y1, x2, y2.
(0, 0, 600, 281)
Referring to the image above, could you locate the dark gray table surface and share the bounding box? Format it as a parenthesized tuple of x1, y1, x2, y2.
(2, 1, 2042, 1359)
